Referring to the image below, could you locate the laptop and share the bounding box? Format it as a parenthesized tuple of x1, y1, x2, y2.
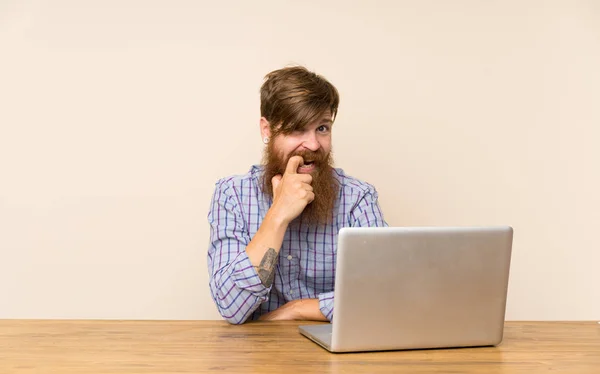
(299, 226, 513, 353)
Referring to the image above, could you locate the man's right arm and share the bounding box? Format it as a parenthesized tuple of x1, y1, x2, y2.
(207, 179, 270, 324)
(208, 156, 313, 324)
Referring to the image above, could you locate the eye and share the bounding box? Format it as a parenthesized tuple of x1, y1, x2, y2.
(317, 125, 330, 133)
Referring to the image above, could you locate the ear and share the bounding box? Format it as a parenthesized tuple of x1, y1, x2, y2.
(260, 117, 272, 140)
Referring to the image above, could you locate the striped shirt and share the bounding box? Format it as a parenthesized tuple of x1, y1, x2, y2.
(207, 165, 387, 324)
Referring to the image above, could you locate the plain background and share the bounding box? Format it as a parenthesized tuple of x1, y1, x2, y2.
(1, 0, 598, 320)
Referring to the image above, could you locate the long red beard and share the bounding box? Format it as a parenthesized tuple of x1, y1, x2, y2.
(261, 143, 338, 226)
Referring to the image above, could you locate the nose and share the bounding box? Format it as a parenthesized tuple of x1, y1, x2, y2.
(301, 132, 320, 152)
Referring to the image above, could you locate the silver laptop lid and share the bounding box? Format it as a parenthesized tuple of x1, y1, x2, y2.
(330, 226, 513, 352)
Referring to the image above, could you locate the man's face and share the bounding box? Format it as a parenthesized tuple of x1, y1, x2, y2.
(262, 111, 338, 225)
(270, 111, 333, 174)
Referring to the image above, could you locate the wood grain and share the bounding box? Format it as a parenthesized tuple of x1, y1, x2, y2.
(0, 320, 599, 373)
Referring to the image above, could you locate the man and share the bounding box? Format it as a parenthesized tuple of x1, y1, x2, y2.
(207, 66, 387, 324)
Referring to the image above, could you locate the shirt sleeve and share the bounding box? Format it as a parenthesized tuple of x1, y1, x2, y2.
(350, 186, 388, 228)
(318, 291, 335, 321)
(317, 185, 388, 322)
(207, 179, 270, 324)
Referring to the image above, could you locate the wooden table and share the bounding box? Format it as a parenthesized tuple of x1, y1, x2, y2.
(1, 320, 599, 373)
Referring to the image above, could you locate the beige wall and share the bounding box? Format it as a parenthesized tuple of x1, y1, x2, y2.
(1, 0, 598, 320)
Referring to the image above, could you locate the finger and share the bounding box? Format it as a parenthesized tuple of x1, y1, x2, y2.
(298, 174, 313, 184)
(285, 155, 304, 175)
(271, 174, 282, 192)
(306, 191, 315, 203)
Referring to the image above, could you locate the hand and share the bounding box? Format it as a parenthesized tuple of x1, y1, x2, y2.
(258, 300, 303, 321)
(270, 156, 314, 224)
(258, 299, 327, 322)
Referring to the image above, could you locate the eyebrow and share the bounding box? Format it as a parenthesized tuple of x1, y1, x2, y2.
(320, 119, 333, 124)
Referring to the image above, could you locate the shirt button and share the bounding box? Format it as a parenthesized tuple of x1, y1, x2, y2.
(289, 289, 294, 295)
(287, 255, 293, 260)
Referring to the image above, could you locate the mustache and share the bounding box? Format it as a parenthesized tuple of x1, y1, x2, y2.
(284, 149, 329, 165)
